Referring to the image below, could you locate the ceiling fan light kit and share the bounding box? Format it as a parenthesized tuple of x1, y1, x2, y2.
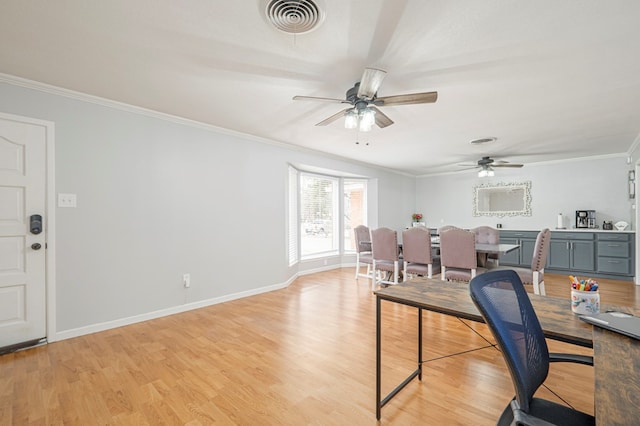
(478, 167, 495, 178)
(344, 107, 376, 132)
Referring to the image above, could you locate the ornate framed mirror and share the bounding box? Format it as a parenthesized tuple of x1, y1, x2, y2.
(472, 181, 532, 217)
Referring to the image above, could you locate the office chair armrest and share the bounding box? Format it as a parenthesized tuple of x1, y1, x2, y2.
(511, 400, 557, 426)
(549, 353, 593, 366)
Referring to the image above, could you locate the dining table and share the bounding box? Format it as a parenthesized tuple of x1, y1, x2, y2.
(429, 236, 520, 255)
(428, 236, 519, 267)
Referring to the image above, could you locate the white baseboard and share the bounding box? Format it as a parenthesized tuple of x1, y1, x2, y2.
(52, 264, 358, 342)
(54, 278, 295, 342)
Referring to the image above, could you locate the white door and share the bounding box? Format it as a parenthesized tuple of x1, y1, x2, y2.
(0, 115, 47, 349)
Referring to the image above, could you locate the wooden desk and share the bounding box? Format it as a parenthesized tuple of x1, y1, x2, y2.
(374, 278, 637, 423)
(592, 311, 640, 425)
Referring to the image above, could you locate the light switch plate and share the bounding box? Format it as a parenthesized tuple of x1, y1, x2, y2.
(58, 193, 77, 208)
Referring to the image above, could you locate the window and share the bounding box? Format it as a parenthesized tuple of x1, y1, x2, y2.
(288, 166, 368, 262)
(300, 173, 338, 258)
(288, 166, 298, 266)
(343, 180, 367, 251)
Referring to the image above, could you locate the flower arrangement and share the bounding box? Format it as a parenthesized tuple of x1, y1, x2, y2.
(412, 213, 423, 222)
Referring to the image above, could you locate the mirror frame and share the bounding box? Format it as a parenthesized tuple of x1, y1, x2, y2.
(472, 181, 532, 217)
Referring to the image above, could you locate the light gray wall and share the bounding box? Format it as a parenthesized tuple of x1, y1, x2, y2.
(416, 156, 633, 231)
(0, 82, 414, 334)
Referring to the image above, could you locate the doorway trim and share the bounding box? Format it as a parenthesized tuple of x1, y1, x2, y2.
(636, 160, 640, 285)
(0, 112, 57, 342)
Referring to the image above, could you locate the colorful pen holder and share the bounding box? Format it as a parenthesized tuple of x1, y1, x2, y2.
(571, 289, 600, 315)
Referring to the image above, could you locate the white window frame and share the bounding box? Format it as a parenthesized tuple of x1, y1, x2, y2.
(288, 165, 368, 263)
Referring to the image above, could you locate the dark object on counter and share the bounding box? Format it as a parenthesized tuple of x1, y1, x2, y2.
(576, 210, 596, 228)
(603, 221, 613, 230)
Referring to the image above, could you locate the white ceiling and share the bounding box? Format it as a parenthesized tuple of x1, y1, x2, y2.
(2, 0, 640, 175)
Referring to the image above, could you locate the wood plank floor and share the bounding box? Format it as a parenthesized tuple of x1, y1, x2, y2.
(1, 269, 638, 425)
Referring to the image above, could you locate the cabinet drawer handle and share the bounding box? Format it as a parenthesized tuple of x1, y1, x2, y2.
(607, 244, 620, 247)
(607, 260, 621, 264)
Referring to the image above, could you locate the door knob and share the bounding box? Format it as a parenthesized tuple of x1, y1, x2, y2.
(31, 243, 42, 250)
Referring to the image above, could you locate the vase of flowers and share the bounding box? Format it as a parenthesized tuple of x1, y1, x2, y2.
(412, 213, 424, 227)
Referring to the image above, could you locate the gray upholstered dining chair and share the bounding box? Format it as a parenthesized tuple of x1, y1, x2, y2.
(402, 227, 440, 279)
(353, 225, 373, 280)
(439, 227, 487, 281)
(494, 228, 551, 295)
(472, 226, 500, 267)
(370, 227, 401, 289)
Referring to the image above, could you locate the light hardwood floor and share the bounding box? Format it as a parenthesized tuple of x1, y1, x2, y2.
(1, 269, 638, 425)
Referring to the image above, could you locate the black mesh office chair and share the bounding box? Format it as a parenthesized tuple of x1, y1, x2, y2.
(469, 270, 595, 426)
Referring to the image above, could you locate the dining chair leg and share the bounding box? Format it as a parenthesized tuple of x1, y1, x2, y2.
(441, 266, 446, 281)
(371, 261, 377, 291)
(532, 270, 546, 295)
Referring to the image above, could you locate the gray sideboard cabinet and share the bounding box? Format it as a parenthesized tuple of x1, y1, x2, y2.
(597, 233, 634, 276)
(500, 229, 635, 280)
(548, 232, 595, 272)
(498, 230, 539, 267)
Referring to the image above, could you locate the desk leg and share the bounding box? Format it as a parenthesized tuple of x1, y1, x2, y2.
(418, 308, 422, 380)
(376, 298, 424, 421)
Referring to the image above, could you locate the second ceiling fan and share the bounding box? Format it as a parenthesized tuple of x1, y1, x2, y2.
(459, 156, 524, 177)
(293, 67, 438, 131)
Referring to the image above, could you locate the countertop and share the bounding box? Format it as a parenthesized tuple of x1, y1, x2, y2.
(550, 228, 634, 233)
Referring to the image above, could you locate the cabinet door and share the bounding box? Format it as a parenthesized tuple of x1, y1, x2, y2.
(548, 240, 571, 269)
(571, 241, 595, 271)
(518, 238, 536, 267)
(499, 237, 520, 266)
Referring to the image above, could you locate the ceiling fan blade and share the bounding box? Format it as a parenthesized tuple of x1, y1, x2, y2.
(357, 68, 387, 100)
(370, 106, 394, 128)
(375, 91, 438, 106)
(493, 163, 524, 168)
(315, 108, 350, 126)
(293, 95, 350, 104)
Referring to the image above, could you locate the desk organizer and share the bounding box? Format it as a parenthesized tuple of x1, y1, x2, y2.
(569, 275, 600, 315)
(571, 289, 600, 315)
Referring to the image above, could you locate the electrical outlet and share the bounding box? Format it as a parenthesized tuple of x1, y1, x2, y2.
(183, 273, 190, 288)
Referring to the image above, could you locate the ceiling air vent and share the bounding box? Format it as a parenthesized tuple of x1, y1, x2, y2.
(470, 137, 497, 145)
(264, 0, 325, 34)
